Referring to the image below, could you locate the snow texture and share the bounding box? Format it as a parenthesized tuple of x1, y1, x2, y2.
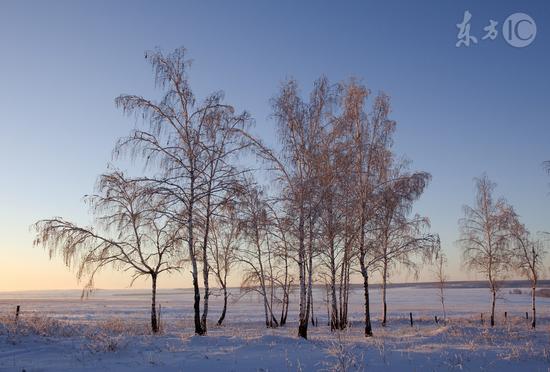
(1, 285, 550, 371)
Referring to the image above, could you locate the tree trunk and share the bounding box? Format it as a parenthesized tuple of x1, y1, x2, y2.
(338, 251, 344, 330)
(304, 218, 314, 332)
(270, 311, 279, 328)
(330, 243, 338, 331)
(188, 175, 204, 336)
(263, 289, 271, 327)
(200, 194, 212, 334)
(359, 253, 372, 337)
(201, 258, 209, 333)
(310, 286, 315, 326)
(298, 264, 307, 338)
(280, 251, 289, 326)
(255, 229, 272, 328)
(280, 289, 288, 326)
(267, 245, 278, 328)
(297, 213, 308, 339)
(217, 284, 228, 326)
(191, 268, 203, 334)
(440, 285, 446, 322)
(490, 288, 496, 327)
(325, 283, 330, 326)
(305, 258, 313, 329)
(340, 254, 350, 329)
(151, 273, 159, 333)
(362, 266, 373, 337)
(359, 211, 372, 337)
(382, 260, 388, 327)
(531, 285, 536, 329)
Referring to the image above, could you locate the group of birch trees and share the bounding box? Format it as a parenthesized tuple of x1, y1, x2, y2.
(459, 174, 547, 328)
(260, 78, 439, 338)
(33, 47, 440, 338)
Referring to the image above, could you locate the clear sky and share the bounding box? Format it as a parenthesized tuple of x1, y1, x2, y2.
(0, 0, 549, 291)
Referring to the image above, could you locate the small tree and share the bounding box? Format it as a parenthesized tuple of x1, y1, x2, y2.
(374, 167, 437, 327)
(459, 174, 514, 327)
(34, 172, 181, 333)
(238, 184, 280, 328)
(434, 250, 448, 322)
(349, 88, 396, 338)
(208, 205, 241, 326)
(510, 219, 546, 328)
(266, 204, 294, 326)
(244, 77, 328, 338)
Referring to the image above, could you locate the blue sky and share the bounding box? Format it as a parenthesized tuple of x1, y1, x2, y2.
(0, 0, 549, 290)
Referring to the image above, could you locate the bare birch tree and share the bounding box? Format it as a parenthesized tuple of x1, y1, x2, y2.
(374, 166, 437, 327)
(114, 47, 251, 335)
(242, 78, 327, 338)
(459, 174, 515, 327)
(208, 204, 241, 326)
(340, 82, 396, 337)
(510, 218, 546, 328)
(264, 201, 294, 326)
(240, 76, 436, 338)
(313, 80, 356, 331)
(433, 250, 448, 322)
(238, 184, 280, 328)
(34, 172, 181, 333)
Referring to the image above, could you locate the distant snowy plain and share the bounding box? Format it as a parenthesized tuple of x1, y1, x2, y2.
(1, 284, 550, 371)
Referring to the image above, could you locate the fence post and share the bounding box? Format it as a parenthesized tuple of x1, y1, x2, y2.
(15, 305, 20, 322)
(409, 312, 413, 327)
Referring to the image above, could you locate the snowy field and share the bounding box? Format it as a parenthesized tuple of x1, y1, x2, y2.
(1, 284, 550, 371)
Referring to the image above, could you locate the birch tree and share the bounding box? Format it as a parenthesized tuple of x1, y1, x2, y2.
(347, 88, 396, 337)
(238, 184, 280, 328)
(374, 166, 437, 327)
(34, 172, 181, 333)
(114, 47, 251, 335)
(244, 78, 327, 338)
(459, 174, 514, 327)
(510, 219, 546, 328)
(314, 80, 356, 331)
(336, 80, 435, 335)
(208, 204, 241, 326)
(434, 250, 448, 322)
(265, 201, 294, 326)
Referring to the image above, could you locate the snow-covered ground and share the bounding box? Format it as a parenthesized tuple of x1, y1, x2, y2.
(1, 285, 550, 371)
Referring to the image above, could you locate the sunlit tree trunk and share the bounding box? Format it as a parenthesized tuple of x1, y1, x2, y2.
(297, 212, 308, 339)
(188, 173, 204, 335)
(360, 263, 373, 337)
(217, 283, 228, 326)
(151, 273, 159, 333)
(382, 258, 388, 327)
(280, 250, 289, 326)
(490, 286, 496, 327)
(532, 284, 536, 328)
(200, 191, 213, 333)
